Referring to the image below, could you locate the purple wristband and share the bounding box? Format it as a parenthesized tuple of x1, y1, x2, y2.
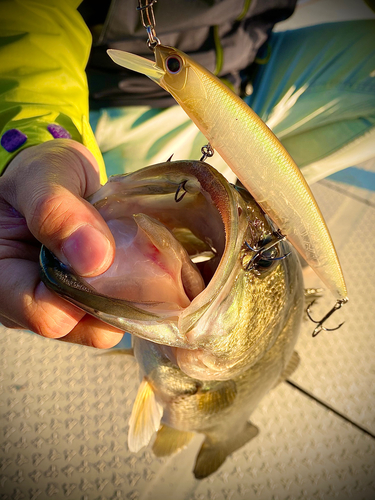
(47, 124, 72, 139)
(1, 129, 28, 153)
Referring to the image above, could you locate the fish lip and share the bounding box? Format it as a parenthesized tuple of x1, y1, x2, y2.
(39, 160, 245, 349)
(39, 245, 160, 320)
(107, 49, 165, 82)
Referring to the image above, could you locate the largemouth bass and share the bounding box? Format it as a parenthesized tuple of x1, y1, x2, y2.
(107, 46, 348, 306)
(40, 160, 304, 477)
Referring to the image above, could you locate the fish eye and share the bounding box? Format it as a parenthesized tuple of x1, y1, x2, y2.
(256, 235, 279, 270)
(242, 234, 282, 274)
(257, 248, 278, 269)
(166, 55, 183, 74)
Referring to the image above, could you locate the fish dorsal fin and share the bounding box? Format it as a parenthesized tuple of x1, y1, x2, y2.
(152, 425, 194, 457)
(275, 351, 300, 386)
(128, 378, 163, 452)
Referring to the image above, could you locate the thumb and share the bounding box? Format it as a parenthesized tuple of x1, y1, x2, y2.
(6, 140, 115, 276)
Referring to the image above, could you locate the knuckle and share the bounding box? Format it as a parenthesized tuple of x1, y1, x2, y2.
(29, 193, 74, 240)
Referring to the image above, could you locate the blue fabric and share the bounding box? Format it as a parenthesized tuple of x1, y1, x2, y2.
(328, 167, 375, 191)
(246, 20, 375, 168)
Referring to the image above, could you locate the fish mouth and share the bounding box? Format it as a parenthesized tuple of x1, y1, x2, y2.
(40, 161, 242, 346)
(107, 49, 165, 82)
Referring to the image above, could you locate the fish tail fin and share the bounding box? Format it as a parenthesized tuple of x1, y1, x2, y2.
(128, 378, 163, 452)
(275, 351, 300, 387)
(194, 422, 258, 479)
(152, 424, 195, 457)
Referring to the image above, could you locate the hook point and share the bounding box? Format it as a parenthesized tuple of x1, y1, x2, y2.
(308, 299, 347, 337)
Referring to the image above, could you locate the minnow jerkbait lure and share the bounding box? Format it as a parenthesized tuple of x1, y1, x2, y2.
(108, 45, 348, 310)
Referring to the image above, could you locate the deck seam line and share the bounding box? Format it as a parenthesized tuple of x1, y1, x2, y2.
(286, 379, 375, 439)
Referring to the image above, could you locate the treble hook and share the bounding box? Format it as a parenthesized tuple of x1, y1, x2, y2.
(175, 180, 188, 202)
(242, 231, 290, 272)
(307, 298, 348, 337)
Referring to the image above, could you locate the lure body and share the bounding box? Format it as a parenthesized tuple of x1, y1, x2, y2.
(108, 46, 347, 301)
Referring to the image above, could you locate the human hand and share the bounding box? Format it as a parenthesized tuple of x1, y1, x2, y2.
(0, 139, 124, 347)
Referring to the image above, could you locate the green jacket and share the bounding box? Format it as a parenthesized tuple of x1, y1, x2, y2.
(0, 0, 106, 181)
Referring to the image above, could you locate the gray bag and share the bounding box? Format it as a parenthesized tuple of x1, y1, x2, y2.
(80, 0, 297, 107)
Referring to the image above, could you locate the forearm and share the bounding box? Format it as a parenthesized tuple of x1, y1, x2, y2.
(0, 0, 106, 182)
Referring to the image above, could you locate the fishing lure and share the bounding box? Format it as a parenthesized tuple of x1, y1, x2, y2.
(107, 11, 348, 331)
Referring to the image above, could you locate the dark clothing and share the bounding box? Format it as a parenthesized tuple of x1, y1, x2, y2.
(79, 0, 297, 108)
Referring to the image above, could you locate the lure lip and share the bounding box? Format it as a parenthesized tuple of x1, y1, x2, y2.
(107, 49, 164, 82)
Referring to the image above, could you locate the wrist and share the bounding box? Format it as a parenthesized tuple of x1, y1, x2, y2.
(0, 115, 83, 176)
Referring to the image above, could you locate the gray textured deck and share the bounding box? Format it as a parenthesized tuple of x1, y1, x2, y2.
(1, 162, 374, 500)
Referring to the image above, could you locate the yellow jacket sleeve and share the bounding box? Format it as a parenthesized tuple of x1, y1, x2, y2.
(0, 0, 107, 183)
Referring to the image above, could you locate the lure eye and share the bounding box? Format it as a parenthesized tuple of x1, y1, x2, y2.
(166, 55, 183, 74)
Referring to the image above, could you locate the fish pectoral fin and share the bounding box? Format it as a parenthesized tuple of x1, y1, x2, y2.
(275, 351, 300, 387)
(152, 425, 195, 457)
(128, 378, 163, 453)
(197, 380, 237, 414)
(194, 422, 259, 479)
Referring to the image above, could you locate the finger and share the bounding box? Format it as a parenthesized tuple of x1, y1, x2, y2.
(3, 140, 115, 277)
(0, 197, 35, 244)
(59, 315, 124, 349)
(0, 315, 24, 329)
(0, 259, 85, 338)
